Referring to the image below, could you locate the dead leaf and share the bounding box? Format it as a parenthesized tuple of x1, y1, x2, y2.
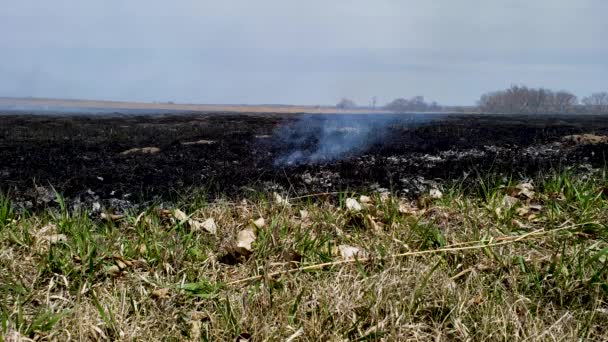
(468, 294, 484, 306)
(236, 228, 256, 254)
(106, 265, 122, 277)
(562, 134, 608, 145)
(299, 210, 309, 220)
(273, 192, 289, 206)
(186, 217, 217, 234)
(158, 209, 172, 218)
(120, 146, 160, 155)
(174, 209, 189, 222)
(359, 195, 372, 204)
(516, 182, 535, 199)
(502, 195, 519, 209)
(398, 201, 420, 215)
(41, 234, 67, 244)
(200, 218, 217, 234)
(252, 217, 266, 229)
(429, 188, 443, 199)
(549, 192, 566, 201)
(338, 245, 368, 260)
(113, 255, 133, 270)
(517, 204, 542, 217)
(151, 288, 170, 299)
(516, 206, 530, 217)
(345, 198, 362, 211)
(37, 223, 57, 236)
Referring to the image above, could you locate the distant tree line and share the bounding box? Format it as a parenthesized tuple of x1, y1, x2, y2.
(336, 96, 442, 112)
(338, 85, 608, 114)
(581, 92, 608, 114)
(478, 85, 608, 114)
(384, 96, 441, 112)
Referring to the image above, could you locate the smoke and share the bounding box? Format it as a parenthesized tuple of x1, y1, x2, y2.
(273, 114, 431, 166)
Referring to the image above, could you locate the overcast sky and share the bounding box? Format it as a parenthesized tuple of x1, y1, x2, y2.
(1, 0, 606, 106)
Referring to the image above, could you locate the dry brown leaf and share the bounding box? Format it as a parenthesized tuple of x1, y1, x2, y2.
(174, 209, 188, 222)
(562, 134, 608, 145)
(398, 201, 420, 215)
(37, 223, 57, 236)
(299, 210, 309, 220)
(113, 255, 133, 270)
(190, 217, 217, 234)
(502, 195, 519, 209)
(41, 234, 67, 244)
(516, 182, 535, 199)
(252, 217, 266, 229)
(359, 195, 373, 204)
(429, 188, 443, 199)
(200, 218, 217, 234)
(106, 265, 122, 277)
(516, 206, 530, 217)
(345, 198, 362, 211)
(236, 228, 256, 253)
(158, 209, 172, 218)
(273, 192, 289, 206)
(338, 245, 368, 260)
(151, 288, 170, 299)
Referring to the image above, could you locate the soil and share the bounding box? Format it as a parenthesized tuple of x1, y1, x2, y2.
(2, 112, 608, 212)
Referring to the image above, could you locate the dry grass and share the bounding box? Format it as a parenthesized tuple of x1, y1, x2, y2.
(0, 98, 393, 115)
(2, 170, 608, 341)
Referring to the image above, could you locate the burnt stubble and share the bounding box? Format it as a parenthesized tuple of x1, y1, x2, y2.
(2, 112, 608, 210)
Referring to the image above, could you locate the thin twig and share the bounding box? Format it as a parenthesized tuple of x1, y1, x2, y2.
(226, 225, 577, 286)
(289, 192, 342, 200)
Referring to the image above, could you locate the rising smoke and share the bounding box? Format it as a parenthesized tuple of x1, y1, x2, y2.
(273, 113, 436, 166)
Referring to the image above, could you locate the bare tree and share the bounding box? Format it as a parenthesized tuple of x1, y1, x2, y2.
(336, 98, 357, 109)
(384, 96, 441, 112)
(478, 85, 577, 114)
(552, 91, 578, 113)
(582, 92, 608, 114)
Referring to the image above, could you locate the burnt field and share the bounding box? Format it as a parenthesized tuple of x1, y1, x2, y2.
(1, 112, 608, 211)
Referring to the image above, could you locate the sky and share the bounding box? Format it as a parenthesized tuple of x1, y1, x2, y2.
(0, 0, 606, 106)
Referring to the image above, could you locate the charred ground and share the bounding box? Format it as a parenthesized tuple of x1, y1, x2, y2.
(1, 112, 608, 211)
